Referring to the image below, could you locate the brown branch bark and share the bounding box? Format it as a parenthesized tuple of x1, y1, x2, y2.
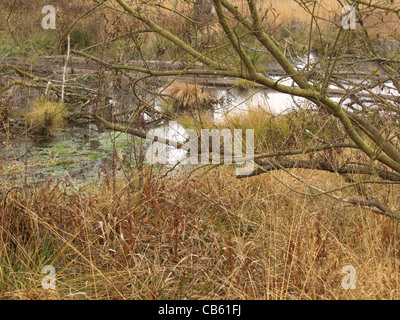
(238, 158, 400, 182)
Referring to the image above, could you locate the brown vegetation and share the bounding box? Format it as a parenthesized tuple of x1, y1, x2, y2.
(163, 82, 213, 110)
(1, 166, 400, 299)
(2, 0, 400, 301)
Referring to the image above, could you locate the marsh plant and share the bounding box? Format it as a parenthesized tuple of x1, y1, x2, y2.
(28, 96, 68, 137)
(163, 82, 214, 111)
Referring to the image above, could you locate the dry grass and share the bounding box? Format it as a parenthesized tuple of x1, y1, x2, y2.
(178, 106, 345, 156)
(2, 0, 400, 57)
(1, 162, 400, 300)
(27, 96, 68, 136)
(163, 82, 213, 110)
(2, 0, 400, 300)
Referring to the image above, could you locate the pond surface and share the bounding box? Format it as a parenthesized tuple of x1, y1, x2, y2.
(2, 53, 399, 183)
(0, 121, 146, 185)
(148, 75, 399, 166)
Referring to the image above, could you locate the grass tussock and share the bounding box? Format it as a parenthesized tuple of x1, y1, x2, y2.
(28, 96, 68, 137)
(179, 106, 345, 154)
(1, 165, 400, 300)
(163, 82, 214, 111)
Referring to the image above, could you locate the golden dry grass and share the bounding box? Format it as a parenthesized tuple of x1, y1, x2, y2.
(231, 0, 400, 22)
(143, 0, 400, 49)
(1, 163, 400, 300)
(164, 82, 213, 109)
(27, 96, 67, 136)
(2, 0, 400, 300)
(2, 0, 400, 57)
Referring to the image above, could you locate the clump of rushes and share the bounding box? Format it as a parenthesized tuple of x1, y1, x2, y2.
(219, 106, 312, 152)
(163, 82, 213, 111)
(178, 111, 215, 134)
(28, 96, 68, 137)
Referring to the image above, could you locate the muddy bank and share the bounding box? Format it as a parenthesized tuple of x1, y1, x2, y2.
(0, 54, 388, 83)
